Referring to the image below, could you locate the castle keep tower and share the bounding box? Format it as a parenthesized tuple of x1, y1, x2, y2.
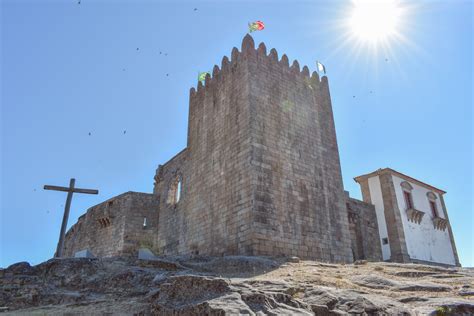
(61, 36, 457, 266)
(153, 35, 353, 262)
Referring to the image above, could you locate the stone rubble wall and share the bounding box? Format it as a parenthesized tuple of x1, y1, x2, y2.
(346, 196, 382, 261)
(63, 192, 158, 257)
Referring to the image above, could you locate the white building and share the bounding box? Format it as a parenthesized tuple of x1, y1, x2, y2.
(354, 168, 460, 266)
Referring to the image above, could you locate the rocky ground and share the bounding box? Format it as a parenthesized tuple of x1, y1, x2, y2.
(1, 255, 473, 315)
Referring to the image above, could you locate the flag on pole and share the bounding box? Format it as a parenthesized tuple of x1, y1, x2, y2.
(316, 61, 326, 74)
(248, 21, 265, 33)
(198, 71, 210, 83)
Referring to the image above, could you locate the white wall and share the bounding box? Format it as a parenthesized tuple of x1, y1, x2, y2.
(391, 175, 455, 265)
(368, 176, 391, 261)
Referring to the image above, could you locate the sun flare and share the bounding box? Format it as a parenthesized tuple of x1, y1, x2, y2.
(349, 0, 402, 42)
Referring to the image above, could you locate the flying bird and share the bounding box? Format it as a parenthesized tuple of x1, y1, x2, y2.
(194, 8, 198, 11)
(88, 132, 91, 136)
(123, 130, 126, 134)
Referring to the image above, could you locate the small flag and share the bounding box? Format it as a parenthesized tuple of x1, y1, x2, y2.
(316, 61, 326, 74)
(198, 71, 210, 83)
(248, 21, 265, 33)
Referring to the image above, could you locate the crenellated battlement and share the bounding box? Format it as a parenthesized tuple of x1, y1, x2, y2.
(189, 34, 325, 104)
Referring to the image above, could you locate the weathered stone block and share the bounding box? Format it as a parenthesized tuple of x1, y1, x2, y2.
(74, 249, 94, 258)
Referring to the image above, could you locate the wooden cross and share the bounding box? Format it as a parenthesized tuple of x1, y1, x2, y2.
(44, 178, 98, 258)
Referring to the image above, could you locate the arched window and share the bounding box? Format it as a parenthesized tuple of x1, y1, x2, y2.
(427, 192, 439, 218)
(167, 175, 182, 205)
(400, 181, 414, 210)
(176, 179, 182, 203)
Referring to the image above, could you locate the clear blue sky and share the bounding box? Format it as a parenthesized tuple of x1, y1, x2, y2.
(1, 0, 472, 267)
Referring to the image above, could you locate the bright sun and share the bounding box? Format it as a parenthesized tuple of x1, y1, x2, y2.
(349, 0, 402, 42)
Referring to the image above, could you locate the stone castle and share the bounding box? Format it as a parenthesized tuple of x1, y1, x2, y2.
(63, 35, 459, 266)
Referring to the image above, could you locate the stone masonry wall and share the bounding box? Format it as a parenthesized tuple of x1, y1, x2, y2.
(346, 195, 382, 261)
(152, 149, 188, 254)
(63, 192, 158, 257)
(121, 193, 160, 255)
(244, 35, 353, 262)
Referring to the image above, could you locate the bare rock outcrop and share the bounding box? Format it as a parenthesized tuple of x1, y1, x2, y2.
(1, 256, 473, 315)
